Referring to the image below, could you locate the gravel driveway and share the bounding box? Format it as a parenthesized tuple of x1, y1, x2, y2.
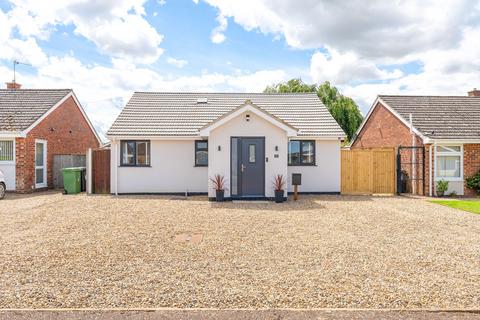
(1, 192, 479, 309)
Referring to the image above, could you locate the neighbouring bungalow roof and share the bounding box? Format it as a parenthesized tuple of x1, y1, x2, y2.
(378, 95, 480, 140)
(107, 92, 346, 138)
(0, 89, 72, 131)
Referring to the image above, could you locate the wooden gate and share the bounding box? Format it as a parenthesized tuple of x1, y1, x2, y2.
(341, 148, 396, 194)
(92, 149, 110, 194)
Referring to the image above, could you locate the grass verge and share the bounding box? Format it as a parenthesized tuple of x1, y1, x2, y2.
(430, 199, 480, 214)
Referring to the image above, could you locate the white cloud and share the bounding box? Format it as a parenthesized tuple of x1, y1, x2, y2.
(4, 0, 164, 63)
(211, 14, 227, 43)
(227, 69, 286, 92)
(197, 0, 479, 114)
(0, 37, 48, 67)
(0, 9, 49, 67)
(310, 48, 402, 85)
(167, 57, 188, 68)
(200, 0, 479, 58)
(73, 14, 163, 63)
(340, 27, 480, 113)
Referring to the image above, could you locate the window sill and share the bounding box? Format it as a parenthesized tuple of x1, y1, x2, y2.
(435, 177, 463, 182)
(194, 164, 208, 167)
(119, 165, 152, 168)
(288, 164, 317, 167)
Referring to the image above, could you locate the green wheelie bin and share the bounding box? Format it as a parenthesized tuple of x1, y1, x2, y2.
(62, 167, 84, 194)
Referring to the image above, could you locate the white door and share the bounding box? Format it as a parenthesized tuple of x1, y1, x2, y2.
(35, 140, 47, 188)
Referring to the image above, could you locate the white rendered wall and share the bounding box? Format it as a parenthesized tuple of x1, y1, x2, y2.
(110, 139, 208, 194)
(287, 139, 341, 193)
(207, 111, 288, 198)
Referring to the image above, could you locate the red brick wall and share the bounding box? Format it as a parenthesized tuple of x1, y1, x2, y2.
(15, 96, 99, 192)
(352, 102, 423, 148)
(464, 144, 480, 196)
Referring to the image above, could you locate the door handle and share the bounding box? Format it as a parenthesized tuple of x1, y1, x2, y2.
(241, 164, 246, 172)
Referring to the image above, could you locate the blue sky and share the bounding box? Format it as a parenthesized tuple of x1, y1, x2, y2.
(1, 0, 479, 138)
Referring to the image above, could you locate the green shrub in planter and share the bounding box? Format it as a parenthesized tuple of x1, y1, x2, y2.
(436, 179, 449, 197)
(466, 171, 480, 194)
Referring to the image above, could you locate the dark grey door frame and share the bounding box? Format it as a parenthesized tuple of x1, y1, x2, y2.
(230, 136, 265, 198)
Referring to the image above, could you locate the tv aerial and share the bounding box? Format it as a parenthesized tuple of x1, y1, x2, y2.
(12, 60, 31, 84)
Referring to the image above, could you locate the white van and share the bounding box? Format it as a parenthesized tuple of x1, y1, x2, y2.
(0, 170, 6, 199)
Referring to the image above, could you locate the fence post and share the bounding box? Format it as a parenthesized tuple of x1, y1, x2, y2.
(86, 148, 92, 194)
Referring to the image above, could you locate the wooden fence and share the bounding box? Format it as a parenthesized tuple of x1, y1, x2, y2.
(341, 148, 396, 195)
(53, 154, 86, 188)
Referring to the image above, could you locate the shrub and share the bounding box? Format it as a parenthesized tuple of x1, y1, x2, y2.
(209, 174, 227, 191)
(273, 174, 286, 191)
(466, 171, 480, 194)
(436, 180, 449, 194)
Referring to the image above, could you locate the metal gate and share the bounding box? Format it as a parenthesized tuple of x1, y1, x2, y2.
(92, 149, 110, 194)
(396, 146, 425, 195)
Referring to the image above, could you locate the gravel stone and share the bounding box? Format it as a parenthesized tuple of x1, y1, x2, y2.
(0, 191, 479, 309)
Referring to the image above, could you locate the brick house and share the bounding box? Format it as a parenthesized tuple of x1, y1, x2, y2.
(350, 89, 480, 196)
(0, 84, 101, 192)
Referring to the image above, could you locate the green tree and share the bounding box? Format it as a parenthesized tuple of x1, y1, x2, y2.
(264, 78, 317, 93)
(317, 81, 363, 141)
(264, 79, 363, 141)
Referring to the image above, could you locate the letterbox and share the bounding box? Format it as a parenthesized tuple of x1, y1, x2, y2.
(292, 173, 301, 186)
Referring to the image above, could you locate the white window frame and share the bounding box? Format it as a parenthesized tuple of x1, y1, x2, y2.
(35, 139, 48, 188)
(0, 139, 15, 165)
(434, 144, 463, 182)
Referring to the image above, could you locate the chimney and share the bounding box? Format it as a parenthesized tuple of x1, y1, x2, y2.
(5, 81, 22, 90)
(468, 88, 480, 97)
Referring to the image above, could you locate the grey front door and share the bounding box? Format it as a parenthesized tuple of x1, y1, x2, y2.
(231, 137, 265, 197)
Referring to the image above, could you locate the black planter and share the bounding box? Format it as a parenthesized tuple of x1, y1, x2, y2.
(274, 190, 284, 203)
(215, 189, 225, 202)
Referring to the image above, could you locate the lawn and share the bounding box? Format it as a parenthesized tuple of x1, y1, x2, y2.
(430, 199, 480, 214)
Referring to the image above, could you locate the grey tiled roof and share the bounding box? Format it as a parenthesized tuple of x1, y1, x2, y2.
(108, 92, 345, 137)
(0, 89, 72, 131)
(379, 95, 480, 139)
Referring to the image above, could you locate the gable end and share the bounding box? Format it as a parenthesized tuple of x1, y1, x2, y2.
(352, 101, 422, 148)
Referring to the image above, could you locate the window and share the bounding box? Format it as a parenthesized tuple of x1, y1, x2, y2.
(120, 140, 150, 166)
(249, 144, 256, 163)
(436, 145, 462, 179)
(288, 140, 315, 165)
(195, 141, 208, 166)
(0, 140, 14, 162)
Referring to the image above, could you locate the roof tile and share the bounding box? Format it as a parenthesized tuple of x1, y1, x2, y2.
(108, 92, 345, 137)
(0, 89, 71, 131)
(379, 95, 480, 139)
